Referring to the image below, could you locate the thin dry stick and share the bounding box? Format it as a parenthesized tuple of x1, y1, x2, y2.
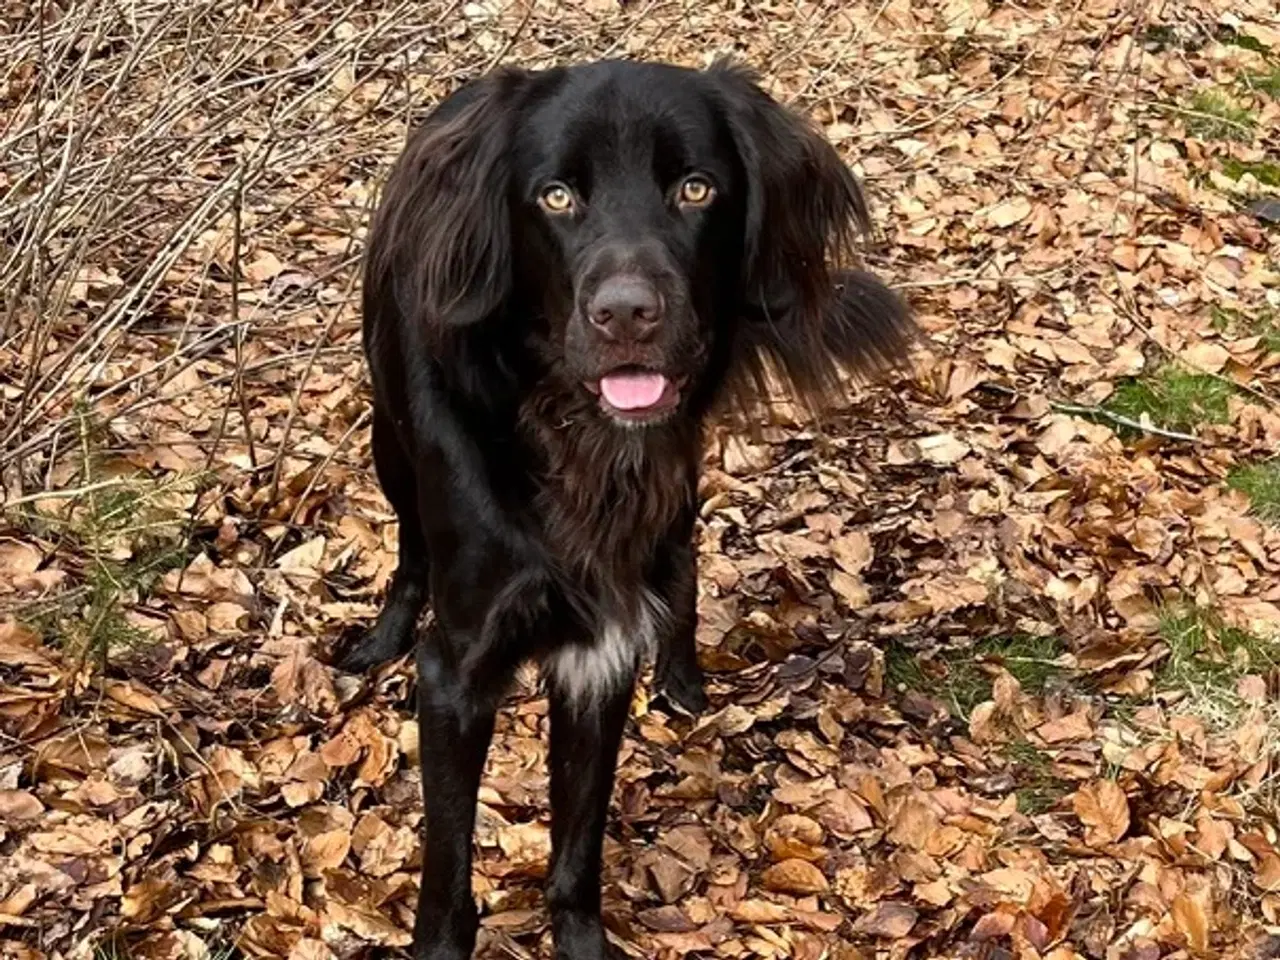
(1050, 401, 1202, 443)
(2, 172, 246, 448)
(262, 298, 363, 510)
(231, 162, 259, 471)
(1080, 0, 1151, 172)
(171, 167, 259, 597)
(1, 0, 459, 480)
(785, 0, 892, 107)
(264, 181, 381, 513)
(858, 44, 1044, 141)
(1008, 0, 1091, 178)
(2, 477, 137, 510)
(287, 406, 372, 527)
(76, 345, 356, 434)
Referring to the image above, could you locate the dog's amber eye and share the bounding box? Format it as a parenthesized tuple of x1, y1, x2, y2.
(540, 183, 575, 214)
(678, 176, 714, 206)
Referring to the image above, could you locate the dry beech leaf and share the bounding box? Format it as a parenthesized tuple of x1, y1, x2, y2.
(971, 909, 1016, 940)
(831, 530, 873, 575)
(301, 829, 351, 877)
(916, 432, 970, 466)
(1256, 854, 1280, 892)
(638, 904, 697, 933)
(820, 789, 875, 838)
(0, 789, 44, 821)
(765, 814, 826, 863)
(288, 940, 336, 960)
(988, 195, 1033, 227)
(852, 902, 918, 938)
(1170, 893, 1209, 952)
(730, 899, 792, 924)
(1037, 416, 1079, 456)
(120, 876, 174, 924)
(1194, 815, 1231, 862)
(761, 858, 829, 895)
(829, 569, 871, 609)
(1181, 342, 1230, 374)
(0, 883, 37, 918)
(497, 821, 552, 872)
(0, 542, 42, 584)
(325, 901, 412, 947)
(103, 680, 169, 717)
(1073, 779, 1130, 847)
(1037, 710, 1093, 744)
(244, 249, 284, 283)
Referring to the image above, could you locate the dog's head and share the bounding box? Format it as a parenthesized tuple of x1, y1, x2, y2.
(370, 59, 915, 427)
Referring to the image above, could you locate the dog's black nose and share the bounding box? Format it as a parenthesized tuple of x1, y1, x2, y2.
(587, 275, 662, 341)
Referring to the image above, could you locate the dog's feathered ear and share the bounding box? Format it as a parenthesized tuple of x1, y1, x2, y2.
(707, 58, 918, 415)
(365, 67, 529, 333)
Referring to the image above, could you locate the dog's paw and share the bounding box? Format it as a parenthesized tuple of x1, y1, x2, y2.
(552, 910, 622, 960)
(412, 904, 479, 960)
(335, 629, 411, 674)
(655, 660, 709, 718)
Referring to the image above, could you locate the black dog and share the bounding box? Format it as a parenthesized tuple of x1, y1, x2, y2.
(342, 58, 916, 959)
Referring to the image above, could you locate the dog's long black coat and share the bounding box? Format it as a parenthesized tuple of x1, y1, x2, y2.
(343, 58, 916, 959)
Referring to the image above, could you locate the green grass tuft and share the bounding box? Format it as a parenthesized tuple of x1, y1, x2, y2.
(1185, 89, 1257, 141)
(94, 939, 240, 960)
(1242, 65, 1280, 98)
(1003, 739, 1071, 815)
(1104, 366, 1234, 434)
(887, 634, 1072, 720)
(980, 633, 1073, 694)
(1228, 460, 1280, 524)
(1221, 158, 1280, 189)
(1211, 305, 1280, 354)
(1217, 25, 1272, 56)
(6, 407, 199, 670)
(1156, 605, 1280, 730)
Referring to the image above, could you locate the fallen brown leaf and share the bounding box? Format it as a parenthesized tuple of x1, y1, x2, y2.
(761, 858, 829, 895)
(852, 902, 918, 938)
(1073, 779, 1130, 847)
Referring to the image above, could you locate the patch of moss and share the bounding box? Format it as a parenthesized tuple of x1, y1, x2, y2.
(1104, 366, 1233, 434)
(1219, 28, 1271, 56)
(6, 408, 198, 669)
(1004, 739, 1071, 815)
(887, 634, 1072, 720)
(1242, 65, 1280, 98)
(1156, 604, 1280, 730)
(1221, 158, 1280, 188)
(1228, 460, 1280, 525)
(1211, 304, 1280, 353)
(1185, 89, 1257, 142)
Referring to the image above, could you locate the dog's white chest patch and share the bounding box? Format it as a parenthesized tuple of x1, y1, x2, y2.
(544, 590, 667, 707)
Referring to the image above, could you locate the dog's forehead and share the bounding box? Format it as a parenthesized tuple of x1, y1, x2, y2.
(520, 64, 724, 178)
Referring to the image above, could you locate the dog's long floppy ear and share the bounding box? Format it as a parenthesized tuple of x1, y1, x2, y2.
(708, 58, 918, 414)
(365, 67, 529, 333)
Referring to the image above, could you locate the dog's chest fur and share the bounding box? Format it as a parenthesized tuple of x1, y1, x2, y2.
(518, 384, 695, 703)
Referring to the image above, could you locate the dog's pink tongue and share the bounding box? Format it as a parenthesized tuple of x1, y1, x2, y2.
(600, 371, 668, 410)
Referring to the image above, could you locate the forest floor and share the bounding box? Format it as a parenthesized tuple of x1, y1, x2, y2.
(3, 1, 1280, 958)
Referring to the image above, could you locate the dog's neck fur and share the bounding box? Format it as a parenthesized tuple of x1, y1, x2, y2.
(517, 376, 697, 617)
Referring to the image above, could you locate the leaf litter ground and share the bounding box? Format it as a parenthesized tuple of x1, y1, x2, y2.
(3, 1, 1280, 959)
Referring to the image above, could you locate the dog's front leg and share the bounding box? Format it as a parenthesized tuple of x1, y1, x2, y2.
(652, 537, 708, 717)
(412, 626, 501, 960)
(339, 409, 430, 673)
(546, 671, 636, 960)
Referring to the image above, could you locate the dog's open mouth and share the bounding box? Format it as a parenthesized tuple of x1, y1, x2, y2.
(589, 367, 683, 422)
